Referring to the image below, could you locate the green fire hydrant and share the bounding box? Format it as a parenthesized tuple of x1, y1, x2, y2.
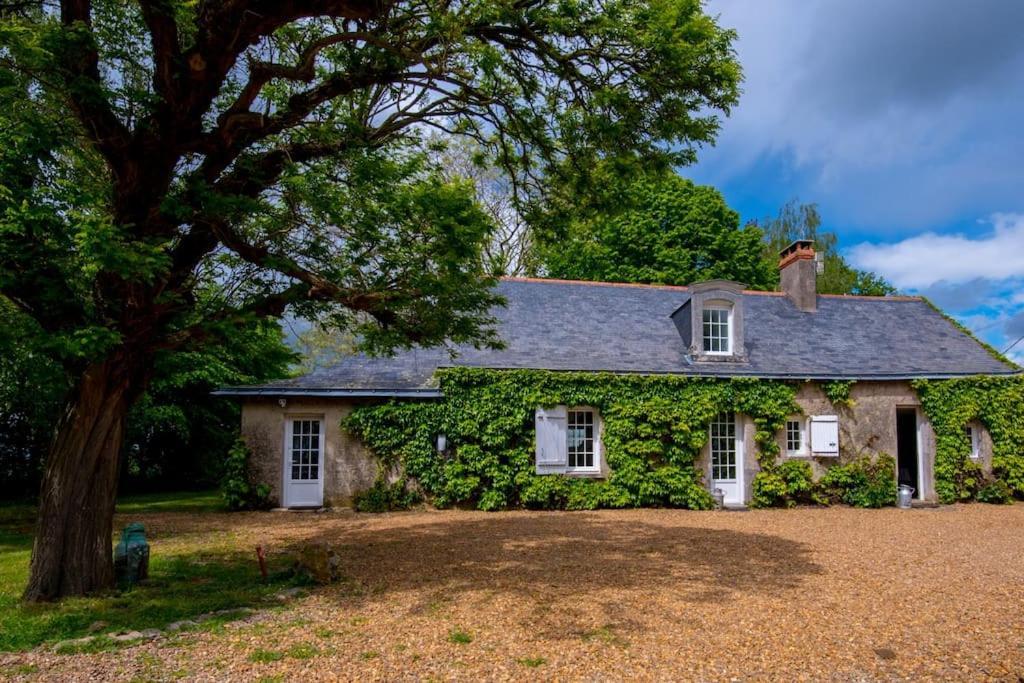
(114, 522, 150, 589)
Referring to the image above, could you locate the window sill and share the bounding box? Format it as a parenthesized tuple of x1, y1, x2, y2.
(565, 470, 604, 479)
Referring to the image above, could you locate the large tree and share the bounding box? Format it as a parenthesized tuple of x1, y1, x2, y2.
(535, 170, 776, 289)
(0, 1, 740, 599)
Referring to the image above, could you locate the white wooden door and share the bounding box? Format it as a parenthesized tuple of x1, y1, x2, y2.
(710, 412, 744, 505)
(284, 418, 324, 507)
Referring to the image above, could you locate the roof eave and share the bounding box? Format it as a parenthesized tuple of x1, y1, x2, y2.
(211, 387, 442, 399)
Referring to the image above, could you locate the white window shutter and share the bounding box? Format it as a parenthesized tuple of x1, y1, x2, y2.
(535, 406, 568, 474)
(810, 415, 839, 456)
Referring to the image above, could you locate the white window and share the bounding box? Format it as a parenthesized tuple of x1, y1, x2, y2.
(567, 409, 598, 472)
(965, 424, 981, 459)
(289, 418, 321, 481)
(702, 306, 732, 354)
(535, 406, 601, 475)
(785, 418, 807, 456)
(710, 412, 737, 480)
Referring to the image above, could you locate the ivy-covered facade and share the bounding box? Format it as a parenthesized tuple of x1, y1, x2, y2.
(220, 243, 1021, 510)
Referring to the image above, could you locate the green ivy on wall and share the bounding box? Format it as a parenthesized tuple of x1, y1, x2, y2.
(344, 369, 1023, 511)
(913, 376, 1024, 503)
(821, 380, 856, 408)
(345, 369, 799, 511)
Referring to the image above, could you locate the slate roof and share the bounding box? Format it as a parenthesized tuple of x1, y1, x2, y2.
(217, 277, 1019, 396)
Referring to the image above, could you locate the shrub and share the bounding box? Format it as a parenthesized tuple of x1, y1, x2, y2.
(819, 454, 896, 508)
(221, 440, 272, 510)
(354, 478, 421, 512)
(976, 478, 1014, 504)
(993, 455, 1024, 499)
(752, 460, 821, 508)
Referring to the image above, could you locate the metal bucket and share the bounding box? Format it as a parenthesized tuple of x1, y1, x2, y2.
(712, 488, 725, 510)
(897, 485, 915, 509)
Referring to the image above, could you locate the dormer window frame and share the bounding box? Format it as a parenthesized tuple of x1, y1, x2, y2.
(702, 302, 734, 356)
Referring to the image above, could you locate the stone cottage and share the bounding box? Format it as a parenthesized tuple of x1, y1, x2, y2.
(216, 241, 1019, 508)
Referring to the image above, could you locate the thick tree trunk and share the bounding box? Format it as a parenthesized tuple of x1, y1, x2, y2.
(23, 357, 142, 602)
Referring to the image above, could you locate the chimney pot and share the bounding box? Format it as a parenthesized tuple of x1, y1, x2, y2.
(779, 239, 817, 312)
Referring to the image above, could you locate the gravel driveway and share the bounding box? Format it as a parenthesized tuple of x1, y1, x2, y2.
(5, 504, 1024, 681)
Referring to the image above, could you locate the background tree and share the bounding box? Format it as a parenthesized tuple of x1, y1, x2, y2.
(758, 200, 897, 296)
(1, 301, 294, 498)
(535, 169, 776, 289)
(0, 0, 741, 599)
(431, 136, 533, 276)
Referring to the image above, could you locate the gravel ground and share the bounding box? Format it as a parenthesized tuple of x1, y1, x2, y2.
(3, 504, 1024, 681)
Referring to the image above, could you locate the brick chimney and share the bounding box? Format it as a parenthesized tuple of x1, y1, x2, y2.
(779, 239, 817, 312)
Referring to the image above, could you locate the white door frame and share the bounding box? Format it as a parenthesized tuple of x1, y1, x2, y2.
(282, 415, 325, 508)
(709, 413, 745, 505)
(896, 405, 925, 501)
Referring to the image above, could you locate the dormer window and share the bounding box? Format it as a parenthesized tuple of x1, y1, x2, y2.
(702, 304, 732, 355)
(670, 279, 746, 362)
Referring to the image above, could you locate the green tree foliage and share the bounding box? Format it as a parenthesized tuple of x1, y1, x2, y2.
(124, 320, 295, 491)
(0, 0, 742, 599)
(758, 200, 897, 296)
(1, 303, 294, 496)
(536, 171, 776, 288)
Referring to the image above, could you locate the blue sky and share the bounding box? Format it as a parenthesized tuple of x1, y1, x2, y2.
(688, 0, 1024, 364)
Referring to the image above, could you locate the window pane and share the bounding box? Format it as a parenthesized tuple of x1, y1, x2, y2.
(292, 465, 300, 480)
(567, 410, 597, 470)
(710, 412, 737, 480)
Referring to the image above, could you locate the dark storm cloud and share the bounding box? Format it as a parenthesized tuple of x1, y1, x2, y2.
(697, 0, 1024, 231)
(798, 1, 1024, 114)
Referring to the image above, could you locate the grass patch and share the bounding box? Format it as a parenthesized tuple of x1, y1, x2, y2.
(360, 650, 380, 660)
(0, 491, 293, 653)
(581, 624, 628, 647)
(115, 490, 226, 514)
(518, 656, 546, 667)
(448, 628, 473, 645)
(249, 648, 284, 663)
(286, 643, 319, 660)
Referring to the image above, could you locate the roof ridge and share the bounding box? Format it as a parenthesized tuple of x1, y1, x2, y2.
(499, 276, 922, 301)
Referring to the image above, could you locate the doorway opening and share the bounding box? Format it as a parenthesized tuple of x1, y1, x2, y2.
(896, 407, 920, 499)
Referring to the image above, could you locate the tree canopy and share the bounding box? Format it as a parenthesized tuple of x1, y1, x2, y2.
(535, 170, 777, 289)
(758, 200, 897, 296)
(0, 0, 742, 600)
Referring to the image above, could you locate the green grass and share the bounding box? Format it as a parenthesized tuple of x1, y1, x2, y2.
(0, 490, 293, 653)
(447, 628, 473, 645)
(249, 648, 285, 663)
(115, 490, 226, 514)
(518, 657, 546, 667)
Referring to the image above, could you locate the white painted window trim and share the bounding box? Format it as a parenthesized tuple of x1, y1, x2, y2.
(785, 417, 808, 456)
(966, 424, 981, 460)
(702, 304, 733, 356)
(565, 407, 601, 475)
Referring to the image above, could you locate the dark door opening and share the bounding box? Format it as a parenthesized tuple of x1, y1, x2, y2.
(896, 408, 919, 498)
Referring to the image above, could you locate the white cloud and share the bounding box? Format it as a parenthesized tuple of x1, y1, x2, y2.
(846, 214, 1024, 289)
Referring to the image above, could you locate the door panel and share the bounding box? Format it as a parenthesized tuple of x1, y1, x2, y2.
(284, 418, 324, 507)
(710, 412, 744, 505)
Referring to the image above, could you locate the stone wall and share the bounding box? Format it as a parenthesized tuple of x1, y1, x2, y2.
(240, 397, 383, 508)
(240, 381, 993, 508)
(773, 381, 975, 503)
